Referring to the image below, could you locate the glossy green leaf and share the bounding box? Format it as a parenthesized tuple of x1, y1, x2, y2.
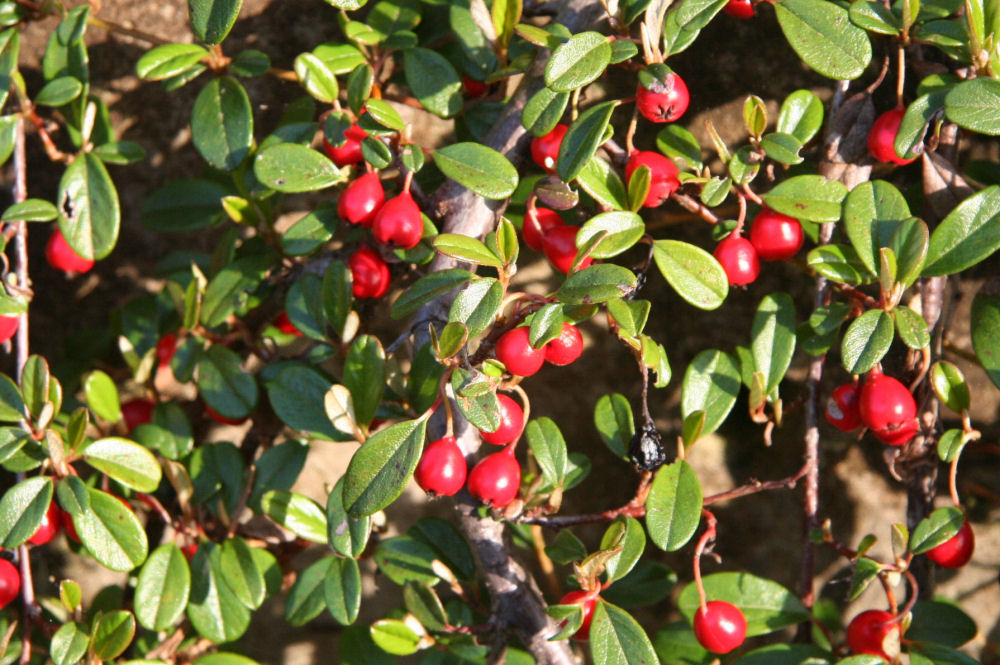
(678, 572, 809, 635)
(762, 174, 847, 223)
(370, 619, 421, 656)
(971, 291, 1000, 390)
(254, 142, 344, 193)
(83, 370, 120, 422)
(343, 416, 428, 517)
(58, 152, 120, 260)
(656, 124, 702, 170)
(285, 556, 334, 626)
(0, 476, 52, 547)
(652, 240, 728, 311)
(83, 437, 162, 492)
(343, 335, 384, 427)
(189, 0, 244, 44)
(924, 185, 1000, 275)
(556, 264, 637, 304)
(135, 544, 191, 630)
(136, 43, 208, 80)
(293, 53, 338, 103)
(893, 306, 930, 350)
(728, 145, 760, 185)
(910, 506, 964, 553)
(775, 0, 872, 79)
(450, 278, 504, 339)
(646, 460, 702, 551)
(327, 477, 371, 558)
(909, 644, 979, 665)
(807, 245, 869, 284)
(142, 179, 228, 232)
(195, 654, 260, 665)
(843, 180, 911, 275)
(433, 234, 503, 267)
(522, 87, 569, 137)
(260, 490, 327, 543)
(2, 198, 58, 222)
(433, 142, 518, 200)
(50, 622, 89, 665)
(681, 349, 741, 438)
(896, 90, 947, 160)
(404, 48, 462, 118)
(0, 374, 26, 422)
(589, 600, 659, 665)
(197, 345, 257, 421)
(576, 211, 644, 258)
(731, 644, 832, 665)
(751, 293, 796, 394)
(192, 76, 252, 171)
(219, 537, 266, 609)
(363, 98, 405, 131)
(325, 557, 362, 625)
(35, 76, 83, 106)
(849, 1, 902, 33)
(546, 31, 611, 92)
(450, 369, 500, 432)
(558, 101, 616, 182)
(601, 516, 646, 583)
(760, 132, 804, 165)
(577, 156, 629, 210)
(907, 600, 977, 647)
(525, 417, 568, 489)
(391, 268, 472, 319)
(777, 89, 824, 144)
(76, 488, 148, 571)
(187, 544, 251, 643)
(375, 535, 439, 585)
(888, 217, 929, 287)
(652, 621, 712, 665)
(930, 360, 970, 413)
(841, 310, 894, 374)
(593, 393, 633, 459)
(944, 78, 1000, 135)
(92, 611, 135, 660)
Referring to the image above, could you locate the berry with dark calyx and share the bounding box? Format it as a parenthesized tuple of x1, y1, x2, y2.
(274, 311, 303, 337)
(544, 323, 583, 366)
(636, 64, 690, 123)
(531, 124, 568, 174)
(122, 398, 155, 433)
(748, 208, 804, 261)
(206, 404, 246, 425)
(0, 558, 20, 610)
(543, 225, 592, 274)
(926, 518, 975, 569)
(479, 393, 525, 445)
(495, 326, 546, 377)
(846, 610, 901, 661)
(723, 0, 755, 18)
(373, 191, 423, 250)
(825, 382, 863, 432)
(693, 600, 747, 654)
(414, 436, 467, 497)
(461, 75, 489, 97)
(859, 371, 918, 447)
(323, 123, 368, 167)
(523, 206, 564, 252)
(626, 150, 680, 207)
(467, 444, 521, 507)
(156, 333, 178, 367)
(348, 245, 391, 299)
(629, 422, 667, 471)
(713, 231, 760, 286)
(0, 315, 18, 344)
(559, 590, 599, 640)
(46, 229, 95, 274)
(338, 172, 385, 227)
(28, 500, 60, 546)
(868, 108, 918, 166)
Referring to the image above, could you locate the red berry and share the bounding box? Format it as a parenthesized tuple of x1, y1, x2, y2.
(713, 231, 760, 286)
(542, 225, 592, 274)
(414, 436, 467, 496)
(495, 326, 546, 377)
(748, 208, 803, 261)
(348, 245, 391, 299)
(206, 404, 246, 425)
(926, 518, 975, 569)
(467, 445, 521, 507)
(479, 394, 524, 446)
(859, 372, 918, 447)
(46, 229, 95, 274)
(636, 73, 690, 123)
(181, 543, 199, 561)
(28, 500, 60, 546)
(825, 382, 863, 432)
(461, 76, 489, 97)
(338, 172, 386, 227)
(693, 600, 747, 654)
(323, 123, 368, 167)
(156, 333, 178, 367)
(723, 0, 755, 18)
(846, 610, 901, 661)
(544, 323, 583, 366)
(122, 398, 155, 433)
(274, 311, 303, 337)
(868, 109, 917, 166)
(0, 315, 18, 344)
(60, 509, 80, 543)
(625, 150, 680, 207)
(0, 558, 20, 610)
(523, 207, 564, 253)
(531, 124, 568, 174)
(372, 192, 423, 250)
(559, 590, 598, 640)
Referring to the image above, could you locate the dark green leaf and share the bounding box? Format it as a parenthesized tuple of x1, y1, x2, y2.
(728, 145, 760, 185)
(0, 476, 52, 548)
(843, 180, 911, 275)
(327, 477, 371, 558)
(841, 310, 894, 374)
(192, 76, 253, 171)
(971, 291, 1000, 390)
(267, 364, 349, 441)
(677, 572, 809, 635)
(343, 416, 428, 517)
(285, 556, 333, 626)
(76, 488, 148, 571)
(433, 234, 503, 267)
(188, 0, 244, 44)
(777, 89, 824, 144)
(731, 644, 832, 665)
(142, 179, 228, 232)
(135, 544, 191, 630)
(375, 535, 439, 585)
(907, 600, 977, 647)
(775, 0, 872, 79)
(888, 217, 929, 287)
(525, 417, 568, 488)
(260, 490, 327, 543)
(197, 345, 258, 420)
(325, 557, 362, 625)
(893, 306, 930, 350)
(751, 292, 796, 394)
(433, 143, 518, 200)
(760, 132, 804, 165)
(545, 529, 587, 564)
(136, 43, 208, 80)
(404, 48, 462, 118)
(254, 142, 344, 193)
(601, 516, 646, 583)
(344, 335, 385, 426)
(558, 101, 617, 182)
(556, 264, 637, 304)
(58, 152, 120, 260)
(910, 506, 964, 554)
(653, 240, 728, 311)
(522, 87, 569, 137)
(450, 369, 500, 433)
(577, 156, 628, 210)
(762, 174, 847, 223)
(646, 460, 702, 551)
(91, 611, 135, 660)
(848, 1, 902, 33)
(652, 621, 712, 665)
(450, 278, 504, 339)
(391, 269, 472, 319)
(593, 393, 633, 459)
(944, 78, 1000, 135)
(187, 544, 251, 642)
(589, 600, 659, 665)
(545, 31, 611, 92)
(408, 516, 476, 580)
(681, 349, 740, 437)
(924, 185, 1000, 275)
(218, 537, 266, 609)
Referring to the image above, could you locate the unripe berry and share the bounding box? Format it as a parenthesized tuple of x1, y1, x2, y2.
(926, 518, 975, 569)
(373, 191, 423, 250)
(46, 229, 95, 274)
(846, 610, 900, 661)
(156, 333, 178, 367)
(0, 558, 20, 610)
(338, 172, 385, 227)
(479, 394, 524, 445)
(559, 590, 598, 640)
(495, 326, 546, 377)
(636, 72, 690, 123)
(28, 500, 60, 546)
(0, 315, 18, 344)
(542, 225, 592, 274)
(274, 311, 303, 337)
(749, 208, 804, 261)
(723, 0, 755, 18)
(693, 600, 747, 654)
(122, 398, 155, 433)
(859, 372, 918, 446)
(414, 436, 467, 496)
(467, 445, 520, 507)
(348, 245, 391, 299)
(544, 323, 583, 366)
(530, 124, 568, 174)
(625, 150, 680, 207)
(713, 231, 760, 286)
(523, 207, 564, 252)
(323, 123, 368, 167)
(825, 382, 863, 432)
(868, 109, 917, 166)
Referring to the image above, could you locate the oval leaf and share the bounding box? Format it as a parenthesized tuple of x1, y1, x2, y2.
(83, 437, 162, 492)
(841, 310, 894, 374)
(191, 76, 253, 171)
(646, 460, 703, 551)
(58, 152, 121, 260)
(775, 0, 872, 80)
(433, 143, 518, 200)
(254, 142, 344, 193)
(135, 544, 191, 631)
(343, 416, 428, 517)
(652, 240, 728, 311)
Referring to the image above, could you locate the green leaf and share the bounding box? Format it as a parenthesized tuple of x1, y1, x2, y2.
(260, 490, 327, 543)
(731, 644, 832, 665)
(450, 278, 504, 339)
(293, 53, 338, 103)
(362, 98, 406, 131)
(760, 132, 804, 165)
(268, 364, 349, 441)
(187, 544, 251, 643)
(930, 361, 969, 413)
(522, 87, 569, 137)
(558, 101, 616, 182)
(195, 655, 260, 665)
(375, 535, 440, 585)
(577, 156, 629, 210)
(83, 370, 120, 422)
(192, 76, 253, 171)
(545, 529, 587, 564)
(909, 644, 979, 665)
(888, 217, 929, 287)
(944, 78, 1000, 135)
(343, 416, 428, 517)
(589, 600, 659, 665)
(58, 152, 120, 260)
(91, 610, 135, 660)
(35, 76, 83, 106)
(606, 299, 650, 338)
(545, 31, 611, 92)
(370, 619, 421, 656)
(391, 268, 472, 319)
(433, 234, 503, 267)
(576, 211, 644, 258)
(896, 90, 947, 160)
(50, 623, 90, 665)
(775, 0, 872, 80)
(135, 544, 191, 631)
(403, 48, 462, 118)
(656, 124, 703, 170)
(652, 240, 728, 311)
(556, 264, 637, 304)
(218, 537, 266, 609)
(142, 179, 228, 232)
(938, 428, 966, 462)
(594, 393, 633, 459)
(849, 1, 902, 33)
(93, 140, 146, 165)
(843, 180, 911, 276)
(0, 476, 52, 548)
(2, 198, 58, 222)
(971, 291, 1000, 390)
(646, 460, 702, 551)
(762, 174, 847, 223)
(751, 293, 796, 394)
(924, 185, 1000, 275)
(325, 557, 362, 625)
(450, 369, 500, 432)
(136, 43, 208, 80)
(285, 556, 334, 625)
(197, 345, 257, 421)
(76, 488, 148, 571)
(777, 89, 824, 144)
(601, 516, 646, 583)
(188, 0, 244, 44)
(201, 255, 272, 328)
(433, 143, 518, 200)
(652, 621, 712, 665)
(907, 600, 977, 647)
(807, 245, 869, 284)
(254, 142, 344, 193)
(525, 417, 568, 489)
(681, 349, 740, 438)
(83, 437, 162, 492)
(841, 310, 895, 374)
(326, 477, 371, 558)
(893, 306, 930, 350)
(344, 335, 385, 427)
(910, 506, 964, 553)
(678, 572, 810, 635)
(0, 374, 25, 422)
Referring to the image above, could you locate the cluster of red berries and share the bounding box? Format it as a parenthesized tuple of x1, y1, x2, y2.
(494, 323, 584, 377)
(825, 369, 918, 446)
(713, 208, 804, 287)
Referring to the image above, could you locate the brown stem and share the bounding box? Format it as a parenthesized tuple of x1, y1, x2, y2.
(669, 192, 720, 224)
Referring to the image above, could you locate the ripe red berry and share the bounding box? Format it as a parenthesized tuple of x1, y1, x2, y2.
(868, 109, 917, 166)
(338, 172, 386, 227)
(625, 150, 680, 207)
(544, 323, 583, 366)
(531, 124, 568, 174)
(693, 600, 747, 654)
(0, 315, 18, 344)
(461, 75, 489, 97)
(542, 225, 592, 274)
(723, 0, 755, 18)
(414, 436, 467, 496)
(636, 72, 690, 123)
(523, 207, 565, 252)
(156, 333, 178, 367)
(348, 245, 391, 299)
(926, 518, 975, 569)
(323, 123, 368, 167)
(467, 445, 521, 507)
(373, 191, 423, 250)
(28, 501, 60, 546)
(825, 382, 863, 432)
(846, 610, 901, 661)
(0, 558, 20, 610)
(713, 231, 760, 286)
(748, 208, 804, 261)
(274, 311, 303, 337)
(122, 398, 155, 433)
(859, 372, 918, 446)
(495, 326, 546, 377)
(60, 508, 80, 543)
(206, 404, 247, 425)
(479, 394, 524, 445)
(46, 229, 95, 274)
(559, 590, 598, 640)
(181, 543, 199, 561)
